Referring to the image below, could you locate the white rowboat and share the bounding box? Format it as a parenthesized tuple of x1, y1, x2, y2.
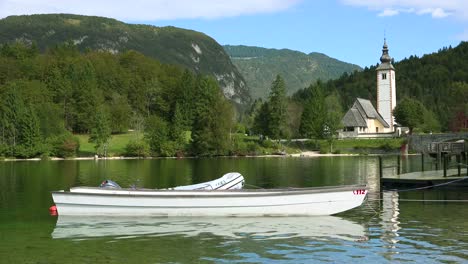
(51, 183, 368, 217)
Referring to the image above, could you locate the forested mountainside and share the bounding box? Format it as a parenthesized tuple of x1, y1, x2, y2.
(293, 41, 468, 131)
(0, 14, 250, 104)
(224, 45, 361, 99)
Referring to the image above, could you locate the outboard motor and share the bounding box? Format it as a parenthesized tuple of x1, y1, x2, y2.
(99, 180, 121, 189)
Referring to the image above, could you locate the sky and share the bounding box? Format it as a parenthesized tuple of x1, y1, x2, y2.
(1, 0, 467, 67)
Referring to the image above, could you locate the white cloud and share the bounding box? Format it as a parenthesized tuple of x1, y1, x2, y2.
(0, 0, 301, 21)
(378, 9, 399, 17)
(342, 0, 468, 20)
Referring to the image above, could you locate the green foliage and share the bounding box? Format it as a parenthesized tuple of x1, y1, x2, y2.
(88, 107, 112, 156)
(393, 97, 426, 134)
(293, 42, 468, 132)
(0, 14, 250, 104)
(108, 93, 132, 133)
(323, 93, 344, 153)
(145, 115, 170, 156)
(299, 81, 326, 139)
(224, 45, 361, 99)
(267, 75, 287, 139)
(47, 132, 80, 158)
(191, 77, 234, 156)
(0, 40, 241, 158)
(125, 138, 150, 157)
(251, 75, 288, 139)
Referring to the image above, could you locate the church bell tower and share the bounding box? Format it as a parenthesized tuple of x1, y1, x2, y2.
(376, 38, 396, 130)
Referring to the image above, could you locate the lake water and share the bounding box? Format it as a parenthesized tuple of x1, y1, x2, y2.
(0, 156, 467, 263)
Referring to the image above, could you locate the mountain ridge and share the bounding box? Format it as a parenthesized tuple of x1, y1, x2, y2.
(224, 45, 361, 98)
(0, 14, 250, 104)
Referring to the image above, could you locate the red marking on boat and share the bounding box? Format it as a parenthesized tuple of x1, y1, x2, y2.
(49, 205, 58, 216)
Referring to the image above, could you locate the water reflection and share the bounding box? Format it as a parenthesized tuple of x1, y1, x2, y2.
(52, 215, 367, 242)
(380, 190, 401, 259)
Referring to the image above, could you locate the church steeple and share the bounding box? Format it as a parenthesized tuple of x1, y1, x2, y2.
(380, 38, 392, 63)
(376, 37, 396, 131)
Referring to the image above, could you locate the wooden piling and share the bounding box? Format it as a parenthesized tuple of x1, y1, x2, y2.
(443, 153, 447, 178)
(421, 152, 425, 172)
(378, 156, 383, 191)
(397, 155, 401, 175)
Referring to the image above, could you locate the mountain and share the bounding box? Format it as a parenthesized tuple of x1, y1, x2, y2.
(0, 14, 250, 104)
(223, 45, 361, 99)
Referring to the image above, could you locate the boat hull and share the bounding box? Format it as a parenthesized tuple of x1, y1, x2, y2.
(52, 185, 368, 216)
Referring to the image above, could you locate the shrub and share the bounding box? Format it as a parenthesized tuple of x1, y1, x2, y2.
(261, 139, 279, 149)
(48, 133, 80, 158)
(125, 138, 150, 157)
(230, 137, 248, 156)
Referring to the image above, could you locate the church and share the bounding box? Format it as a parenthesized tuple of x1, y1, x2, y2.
(339, 39, 402, 139)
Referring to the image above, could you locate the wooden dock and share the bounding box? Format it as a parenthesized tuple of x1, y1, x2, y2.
(382, 169, 468, 188)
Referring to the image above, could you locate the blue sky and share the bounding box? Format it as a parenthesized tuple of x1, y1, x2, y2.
(1, 0, 467, 67)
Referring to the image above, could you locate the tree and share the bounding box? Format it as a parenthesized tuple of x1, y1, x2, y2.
(393, 97, 426, 134)
(267, 75, 287, 139)
(145, 115, 170, 156)
(323, 93, 343, 153)
(109, 93, 131, 133)
(191, 76, 234, 156)
(88, 107, 112, 156)
(170, 102, 186, 153)
(252, 101, 269, 136)
(16, 105, 42, 158)
(299, 82, 326, 139)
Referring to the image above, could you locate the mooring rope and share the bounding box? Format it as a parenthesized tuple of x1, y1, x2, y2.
(383, 176, 468, 193)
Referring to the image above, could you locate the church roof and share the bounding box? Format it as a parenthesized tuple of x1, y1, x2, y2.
(342, 108, 367, 127)
(342, 98, 390, 128)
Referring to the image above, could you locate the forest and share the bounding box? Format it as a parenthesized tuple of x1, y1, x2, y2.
(1, 41, 466, 158)
(293, 41, 468, 132)
(0, 42, 234, 158)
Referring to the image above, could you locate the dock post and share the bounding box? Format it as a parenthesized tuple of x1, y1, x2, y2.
(443, 153, 447, 177)
(421, 152, 424, 172)
(378, 156, 383, 191)
(397, 155, 401, 175)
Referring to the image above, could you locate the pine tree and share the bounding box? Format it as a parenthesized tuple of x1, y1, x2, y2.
(299, 82, 326, 139)
(266, 75, 287, 139)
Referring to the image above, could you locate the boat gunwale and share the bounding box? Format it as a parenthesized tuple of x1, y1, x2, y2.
(52, 184, 368, 198)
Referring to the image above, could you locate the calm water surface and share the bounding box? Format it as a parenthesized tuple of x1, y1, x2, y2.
(0, 156, 466, 263)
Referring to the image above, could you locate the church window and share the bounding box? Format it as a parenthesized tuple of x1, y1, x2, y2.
(382, 73, 387, 80)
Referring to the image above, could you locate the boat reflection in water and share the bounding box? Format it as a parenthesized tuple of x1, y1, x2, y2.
(52, 215, 367, 241)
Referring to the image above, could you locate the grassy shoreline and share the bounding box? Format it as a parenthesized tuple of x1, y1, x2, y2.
(0, 132, 406, 161)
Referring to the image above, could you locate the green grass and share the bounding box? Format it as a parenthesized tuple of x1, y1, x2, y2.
(76, 132, 406, 157)
(76, 131, 143, 157)
(319, 138, 406, 154)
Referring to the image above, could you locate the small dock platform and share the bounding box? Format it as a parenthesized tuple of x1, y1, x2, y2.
(382, 169, 468, 187)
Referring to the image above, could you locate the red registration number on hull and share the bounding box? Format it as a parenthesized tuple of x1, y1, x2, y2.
(353, 189, 366, 195)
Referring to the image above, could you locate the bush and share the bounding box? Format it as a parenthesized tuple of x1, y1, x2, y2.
(261, 139, 279, 149)
(48, 133, 80, 158)
(246, 142, 259, 155)
(125, 139, 150, 157)
(230, 137, 248, 156)
(235, 123, 247, 134)
(0, 143, 7, 157)
(159, 141, 177, 157)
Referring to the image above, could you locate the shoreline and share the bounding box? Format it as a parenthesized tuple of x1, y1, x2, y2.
(0, 151, 410, 162)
